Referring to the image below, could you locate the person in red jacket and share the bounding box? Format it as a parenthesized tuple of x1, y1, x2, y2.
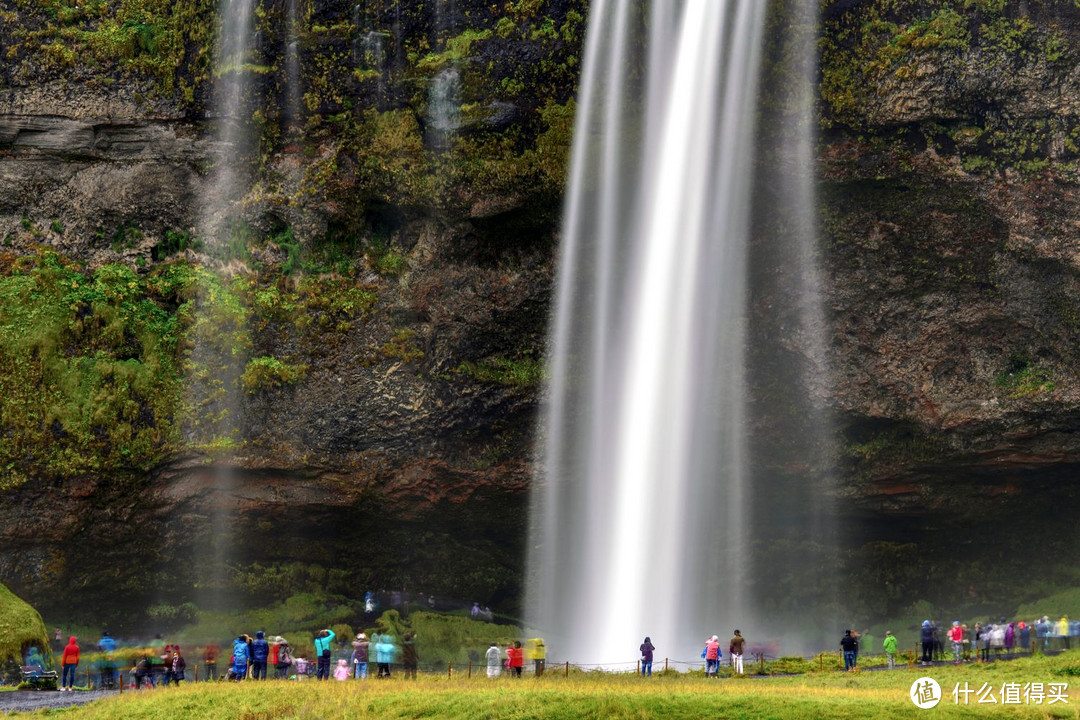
(61, 636, 80, 691)
(507, 641, 524, 678)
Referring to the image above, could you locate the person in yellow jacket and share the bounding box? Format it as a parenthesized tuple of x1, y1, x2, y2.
(526, 638, 546, 677)
(1059, 617, 1071, 651)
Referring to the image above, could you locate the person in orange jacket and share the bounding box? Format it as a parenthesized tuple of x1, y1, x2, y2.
(61, 636, 80, 691)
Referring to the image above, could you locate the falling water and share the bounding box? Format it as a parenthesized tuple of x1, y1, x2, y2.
(284, 0, 303, 137)
(190, 0, 259, 611)
(526, 0, 777, 665)
(201, 0, 258, 240)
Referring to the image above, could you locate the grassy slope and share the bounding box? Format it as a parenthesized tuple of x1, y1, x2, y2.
(0, 583, 48, 665)
(19, 654, 1080, 719)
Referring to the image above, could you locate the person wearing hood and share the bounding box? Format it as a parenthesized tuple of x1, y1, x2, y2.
(1018, 621, 1031, 652)
(1060, 617, 1071, 650)
(98, 632, 116, 653)
(1005, 622, 1016, 654)
(171, 649, 186, 686)
(60, 636, 80, 691)
(639, 637, 655, 677)
(232, 635, 251, 680)
(352, 633, 370, 679)
(882, 631, 898, 670)
(374, 634, 396, 677)
(919, 621, 933, 664)
(251, 631, 269, 680)
(485, 642, 501, 678)
(989, 622, 1006, 655)
(314, 629, 336, 680)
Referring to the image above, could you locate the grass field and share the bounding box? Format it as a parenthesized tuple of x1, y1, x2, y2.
(13, 653, 1080, 719)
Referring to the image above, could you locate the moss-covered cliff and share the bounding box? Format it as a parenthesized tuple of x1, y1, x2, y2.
(3, 0, 1080, 630)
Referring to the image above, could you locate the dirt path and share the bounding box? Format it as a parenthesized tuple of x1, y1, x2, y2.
(0, 690, 112, 714)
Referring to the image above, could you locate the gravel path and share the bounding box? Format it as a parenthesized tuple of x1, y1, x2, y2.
(0, 690, 113, 714)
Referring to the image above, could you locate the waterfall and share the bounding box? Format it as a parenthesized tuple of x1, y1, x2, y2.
(284, 0, 302, 138)
(526, 0, 781, 665)
(201, 0, 258, 241)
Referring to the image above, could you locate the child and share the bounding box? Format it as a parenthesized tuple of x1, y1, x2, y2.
(333, 659, 350, 681)
(883, 631, 898, 670)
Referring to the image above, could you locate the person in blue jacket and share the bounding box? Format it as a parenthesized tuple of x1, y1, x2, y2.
(374, 634, 397, 678)
(232, 635, 250, 680)
(251, 631, 269, 680)
(314, 629, 336, 680)
(98, 632, 117, 653)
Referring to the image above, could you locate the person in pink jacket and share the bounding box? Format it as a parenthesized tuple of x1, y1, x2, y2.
(703, 635, 721, 678)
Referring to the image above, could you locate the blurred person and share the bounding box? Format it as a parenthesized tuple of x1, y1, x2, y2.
(98, 654, 117, 690)
(352, 633, 369, 679)
(333, 659, 350, 681)
(471, 603, 480, 620)
(639, 637, 655, 677)
(269, 636, 281, 673)
(23, 645, 44, 669)
(882, 631, 898, 670)
(97, 631, 116, 654)
(314, 629, 336, 681)
(251, 631, 269, 680)
(202, 643, 219, 681)
(530, 638, 546, 677)
(1018, 621, 1031, 652)
(374, 634, 396, 678)
(508, 641, 524, 678)
(402, 632, 418, 680)
(60, 636, 79, 691)
(485, 642, 501, 678)
(729, 631, 744, 675)
(134, 656, 153, 689)
(1005, 622, 1016, 654)
(989, 622, 1006, 656)
(53, 628, 63, 654)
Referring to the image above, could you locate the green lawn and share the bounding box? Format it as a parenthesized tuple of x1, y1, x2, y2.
(14, 654, 1080, 719)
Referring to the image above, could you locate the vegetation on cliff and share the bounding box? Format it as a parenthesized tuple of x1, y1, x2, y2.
(0, 583, 48, 667)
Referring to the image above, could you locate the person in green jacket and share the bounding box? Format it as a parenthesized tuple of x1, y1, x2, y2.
(883, 631, 898, 670)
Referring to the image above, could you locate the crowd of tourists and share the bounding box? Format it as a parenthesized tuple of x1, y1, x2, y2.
(22, 629, 548, 689)
(839, 615, 1077, 672)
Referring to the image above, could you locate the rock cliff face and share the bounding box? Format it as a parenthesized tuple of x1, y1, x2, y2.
(2, 0, 1080, 627)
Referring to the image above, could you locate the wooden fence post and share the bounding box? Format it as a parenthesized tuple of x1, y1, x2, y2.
(564, 661, 569, 677)
(664, 658, 668, 672)
(467, 660, 472, 679)
(448, 662, 453, 679)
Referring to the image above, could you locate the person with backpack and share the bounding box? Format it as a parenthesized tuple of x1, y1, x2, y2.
(314, 629, 336, 680)
(639, 637, 655, 677)
(702, 635, 721, 678)
(251, 631, 269, 680)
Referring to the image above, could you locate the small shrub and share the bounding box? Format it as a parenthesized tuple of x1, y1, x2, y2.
(240, 356, 307, 393)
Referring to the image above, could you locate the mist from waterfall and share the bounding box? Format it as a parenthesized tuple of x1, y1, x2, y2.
(284, 0, 303, 137)
(526, 0, 830, 665)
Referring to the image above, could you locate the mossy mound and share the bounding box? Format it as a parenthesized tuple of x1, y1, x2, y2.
(0, 582, 49, 665)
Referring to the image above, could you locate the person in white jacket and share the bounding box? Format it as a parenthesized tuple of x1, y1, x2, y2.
(485, 642, 501, 678)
